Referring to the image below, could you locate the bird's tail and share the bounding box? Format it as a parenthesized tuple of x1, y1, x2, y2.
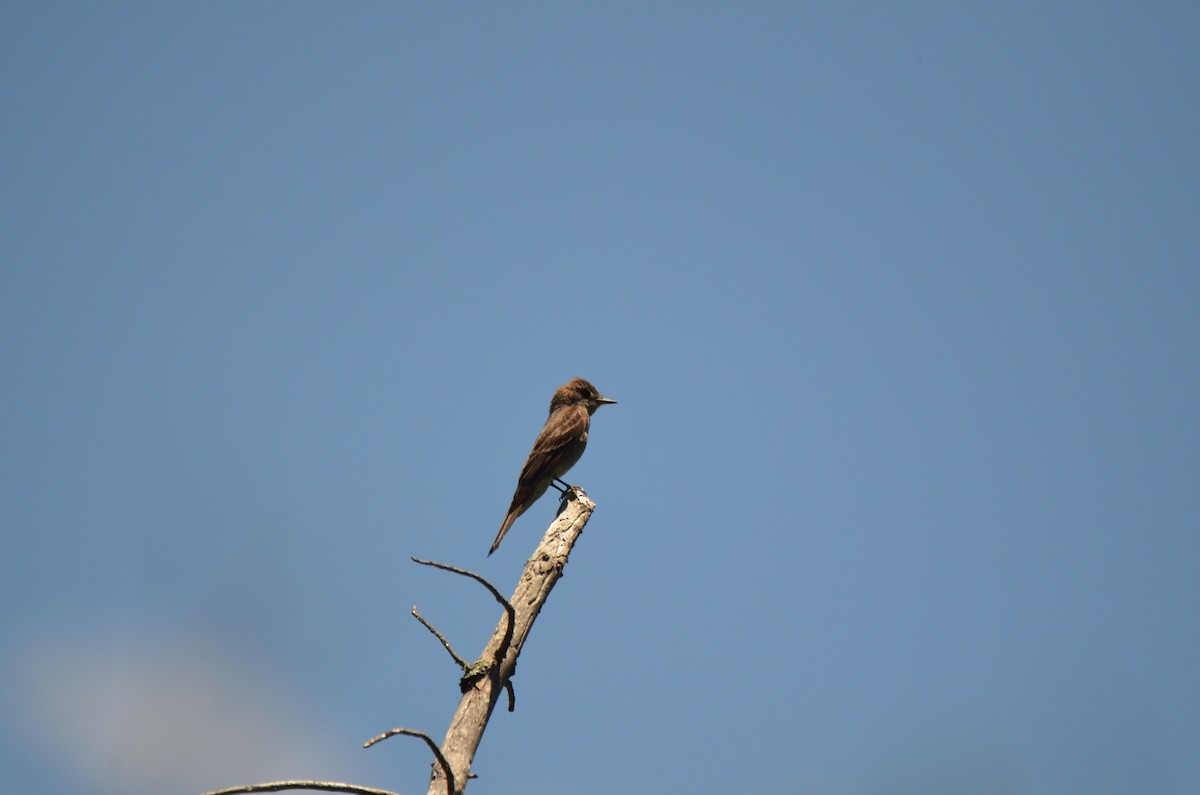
(488, 512, 518, 556)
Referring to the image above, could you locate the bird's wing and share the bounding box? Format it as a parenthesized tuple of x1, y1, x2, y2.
(519, 407, 588, 482)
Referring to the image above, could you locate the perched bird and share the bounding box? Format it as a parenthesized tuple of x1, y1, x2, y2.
(489, 377, 616, 555)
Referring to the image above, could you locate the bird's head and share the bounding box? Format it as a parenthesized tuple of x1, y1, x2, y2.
(552, 377, 617, 415)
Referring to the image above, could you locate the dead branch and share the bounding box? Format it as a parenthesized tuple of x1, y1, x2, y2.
(364, 727, 454, 795)
(425, 487, 595, 795)
(410, 557, 516, 669)
(203, 487, 598, 795)
(200, 782, 397, 795)
(411, 605, 469, 669)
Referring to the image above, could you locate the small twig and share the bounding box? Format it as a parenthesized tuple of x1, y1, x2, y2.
(410, 557, 517, 665)
(201, 782, 397, 795)
(411, 605, 468, 669)
(504, 679, 516, 713)
(363, 727, 454, 795)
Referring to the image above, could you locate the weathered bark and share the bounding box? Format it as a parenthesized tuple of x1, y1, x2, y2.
(428, 487, 595, 795)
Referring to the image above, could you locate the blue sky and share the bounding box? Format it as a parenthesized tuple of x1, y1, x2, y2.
(2, 3, 1198, 794)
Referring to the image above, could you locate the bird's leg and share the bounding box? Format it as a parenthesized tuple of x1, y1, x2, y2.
(553, 479, 579, 514)
(552, 478, 577, 503)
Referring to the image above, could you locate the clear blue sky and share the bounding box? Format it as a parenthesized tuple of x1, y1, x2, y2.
(2, 4, 1197, 794)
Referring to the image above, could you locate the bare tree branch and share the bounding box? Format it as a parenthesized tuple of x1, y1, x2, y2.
(201, 782, 397, 795)
(364, 727, 454, 795)
(426, 487, 596, 794)
(204, 488, 599, 795)
(412, 605, 469, 669)
(503, 679, 515, 713)
(409, 558, 516, 667)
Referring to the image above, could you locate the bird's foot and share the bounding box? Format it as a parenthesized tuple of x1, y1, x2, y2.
(555, 482, 586, 505)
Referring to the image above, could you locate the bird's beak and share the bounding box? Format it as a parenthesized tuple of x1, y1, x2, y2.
(598, 396, 617, 405)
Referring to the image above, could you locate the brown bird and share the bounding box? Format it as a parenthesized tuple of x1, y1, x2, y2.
(489, 377, 616, 555)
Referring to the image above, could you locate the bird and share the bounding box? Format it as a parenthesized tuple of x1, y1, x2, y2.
(489, 377, 616, 555)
